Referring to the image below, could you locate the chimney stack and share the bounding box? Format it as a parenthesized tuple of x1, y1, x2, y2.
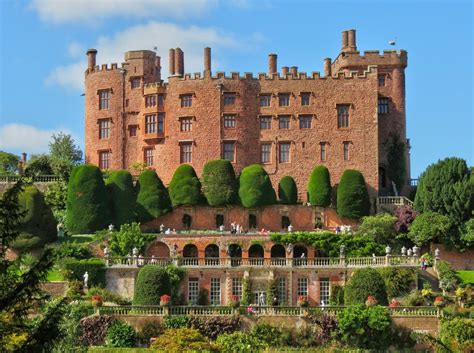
(268, 53, 277, 76)
(155, 55, 161, 80)
(21, 153, 27, 164)
(281, 66, 289, 76)
(169, 48, 175, 75)
(342, 31, 349, 51)
(347, 29, 357, 51)
(86, 48, 97, 71)
(290, 66, 298, 76)
(324, 58, 332, 77)
(175, 48, 184, 76)
(204, 47, 211, 75)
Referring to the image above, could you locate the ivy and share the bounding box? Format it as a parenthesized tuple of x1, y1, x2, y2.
(384, 133, 406, 192)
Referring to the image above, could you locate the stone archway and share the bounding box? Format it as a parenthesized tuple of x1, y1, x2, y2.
(293, 244, 308, 266)
(205, 244, 220, 265)
(248, 244, 264, 265)
(270, 244, 286, 266)
(146, 241, 170, 258)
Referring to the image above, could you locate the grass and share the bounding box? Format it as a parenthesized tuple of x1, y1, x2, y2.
(457, 270, 474, 285)
(88, 348, 155, 353)
(56, 234, 94, 244)
(47, 268, 64, 281)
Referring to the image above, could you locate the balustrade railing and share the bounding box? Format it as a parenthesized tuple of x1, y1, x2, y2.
(0, 175, 61, 183)
(377, 196, 413, 208)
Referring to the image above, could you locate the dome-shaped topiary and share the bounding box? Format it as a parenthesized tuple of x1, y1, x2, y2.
(11, 185, 57, 251)
(344, 268, 388, 306)
(238, 164, 277, 208)
(135, 170, 171, 222)
(201, 160, 238, 206)
(168, 164, 203, 207)
(66, 164, 110, 234)
(106, 170, 136, 227)
(133, 265, 171, 305)
(278, 176, 298, 204)
(307, 165, 331, 207)
(336, 169, 370, 220)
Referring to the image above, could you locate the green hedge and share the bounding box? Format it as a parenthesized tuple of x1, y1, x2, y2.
(135, 170, 171, 222)
(336, 169, 370, 220)
(344, 268, 388, 306)
(278, 176, 297, 204)
(106, 170, 136, 227)
(62, 258, 106, 287)
(133, 265, 171, 305)
(238, 164, 276, 208)
(66, 165, 110, 234)
(307, 165, 331, 207)
(168, 165, 203, 207)
(201, 160, 238, 206)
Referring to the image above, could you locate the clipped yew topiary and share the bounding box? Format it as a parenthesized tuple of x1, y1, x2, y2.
(135, 170, 171, 222)
(106, 170, 136, 227)
(201, 160, 238, 206)
(168, 164, 203, 207)
(66, 165, 110, 234)
(307, 165, 331, 207)
(344, 268, 388, 306)
(133, 265, 171, 305)
(278, 176, 297, 204)
(336, 169, 370, 220)
(238, 164, 277, 208)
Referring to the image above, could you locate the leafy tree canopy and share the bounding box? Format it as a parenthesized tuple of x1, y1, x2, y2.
(358, 213, 397, 244)
(135, 169, 171, 221)
(168, 164, 203, 207)
(278, 176, 298, 205)
(384, 133, 407, 192)
(344, 268, 388, 306)
(106, 170, 136, 227)
(408, 211, 452, 246)
(49, 132, 83, 180)
(0, 151, 20, 175)
(24, 154, 53, 177)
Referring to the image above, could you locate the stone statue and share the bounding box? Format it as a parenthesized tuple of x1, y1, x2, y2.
(108, 224, 115, 232)
(132, 247, 138, 257)
(286, 244, 293, 254)
(103, 246, 109, 257)
(340, 244, 346, 256)
(83, 271, 89, 288)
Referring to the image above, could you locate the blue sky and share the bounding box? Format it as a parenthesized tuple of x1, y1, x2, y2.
(0, 0, 472, 177)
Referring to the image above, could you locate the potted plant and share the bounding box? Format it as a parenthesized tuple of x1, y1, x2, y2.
(297, 295, 309, 307)
(160, 294, 171, 307)
(91, 295, 103, 307)
(389, 298, 400, 308)
(365, 295, 377, 307)
(229, 295, 240, 309)
(433, 296, 445, 307)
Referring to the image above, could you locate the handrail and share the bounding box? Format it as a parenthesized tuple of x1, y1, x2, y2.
(377, 196, 413, 208)
(0, 175, 62, 183)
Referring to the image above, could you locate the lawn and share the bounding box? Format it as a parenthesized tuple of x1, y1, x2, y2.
(47, 268, 64, 281)
(57, 234, 94, 244)
(457, 270, 474, 285)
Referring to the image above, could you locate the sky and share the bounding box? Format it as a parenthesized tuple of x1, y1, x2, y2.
(0, 0, 472, 178)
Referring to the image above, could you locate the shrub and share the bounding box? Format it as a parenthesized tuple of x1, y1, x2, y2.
(164, 265, 186, 301)
(344, 268, 388, 305)
(10, 185, 56, 251)
(138, 321, 162, 344)
(337, 305, 392, 350)
(403, 290, 425, 306)
(394, 205, 418, 233)
(278, 176, 298, 204)
(133, 265, 171, 305)
(24, 154, 53, 177)
(188, 316, 240, 340)
(329, 284, 344, 305)
(61, 258, 105, 287)
(307, 165, 331, 207)
(109, 222, 155, 256)
(436, 260, 459, 293)
(105, 320, 136, 347)
(135, 169, 171, 222)
(79, 315, 115, 346)
(201, 160, 237, 206)
(378, 268, 415, 298)
(51, 241, 92, 262)
(216, 332, 266, 353)
(66, 165, 110, 234)
(163, 316, 190, 329)
(295, 326, 315, 347)
(440, 317, 474, 352)
(238, 164, 276, 208)
(336, 169, 370, 220)
(168, 164, 203, 207)
(358, 213, 397, 244)
(408, 211, 452, 246)
(250, 323, 292, 347)
(85, 287, 130, 305)
(307, 314, 338, 345)
(151, 328, 218, 352)
(106, 170, 136, 227)
(241, 278, 252, 306)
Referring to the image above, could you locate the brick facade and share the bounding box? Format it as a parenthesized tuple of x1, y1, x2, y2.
(84, 29, 409, 200)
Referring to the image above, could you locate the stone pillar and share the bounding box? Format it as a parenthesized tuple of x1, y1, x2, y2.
(268, 53, 277, 76)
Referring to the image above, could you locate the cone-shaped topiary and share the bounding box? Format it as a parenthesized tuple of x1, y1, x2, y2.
(133, 265, 171, 305)
(278, 176, 298, 204)
(106, 170, 136, 227)
(201, 160, 238, 206)
(135, 169, 171, 222)
(168, 164, 203, 207)
(344, 268, 388, 306)
(307, 165, 331, 207)
(336, 169, 370, 220)
(66, 164, 110, 234)
(238, 164, 277, 208)
(11, 185, 57, 251)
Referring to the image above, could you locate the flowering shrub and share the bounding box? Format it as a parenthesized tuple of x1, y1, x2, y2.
(246, 306, 256, 315)
(297, 295, 309, 307)
(421, 287, 433, 298)
(389, 298, 400, 308)
(365, 295, 378, 307)
(159, 294, 171, 307)
(91, 295, 103, 307)
(229, 295, 240, 308)
(434, 296, 445, 307)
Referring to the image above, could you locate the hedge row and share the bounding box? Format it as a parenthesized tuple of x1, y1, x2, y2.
(62, 258, 106, 287)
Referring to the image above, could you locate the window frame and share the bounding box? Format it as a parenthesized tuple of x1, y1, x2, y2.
(180, 94, 193, 108)
(180, 117, 193, 132)
(99, 119, 110, 140)
(297, 277, 308, 297)
(99, 151, 110, 170)
(320, 143, 327, 162)
(278, 93, 290, 107)
(131, 77, 141, 89)
(223, 114, 236, 129)
(261, 143, 271, 164)
(180, 143, 193, 163)
(210, 278, 221, 305)
(278, 115, 290, 129)
(158, 112, 165, 133)
(279, 142, 291, 163)
(223, 141, 236, 162)
(145, 94, 157, 107)
(301, 92, 311, 106)
(319, 278, 330, 304)
(232, 277, 243, 301)
(299, 115, 312, 129)
(337, 104, 350, 129)
(128, 125, 138, 137)
(223, 92, 236, 106)
(145, 114, 157, 134)
(378, 74, 386, 87)
(99, 90, 110, 110)
(259, 116, 272, 130)
(378, 97, 389, 114)
(188, 278, 199, 305)
(259, 94, 271, 107)
(343, 142, 350, 161)
(144, 148, 154, 166)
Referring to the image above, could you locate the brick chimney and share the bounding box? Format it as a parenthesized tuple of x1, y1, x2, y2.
(281, 66, 289, 76)
(175, 48, 184, 76)
(348, 29, 357, 51)
(155, 55, 161, 80)
(86, 48, 97, 71)
(204, 47, 211, 75)
(324, 58, 332, 77)
(268, 54, 277, 76)
(290, 66, 298, 76)
(169, 48, 175, 75)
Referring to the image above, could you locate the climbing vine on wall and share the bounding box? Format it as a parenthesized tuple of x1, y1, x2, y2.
(384, 133, 406, 192)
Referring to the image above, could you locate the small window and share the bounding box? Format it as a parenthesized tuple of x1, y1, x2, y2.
(181, 94, 192, 107)
(145, 94, 157, 107)
(301, 92, 310, 106)
(259, 95, 271, 107)
(378, 97, 389, 114)
(210, 278, 221, 305)
(223, 115, 236, 128)
(277, 278, 286, 304)
(232, 277, 243, 301)
(145, 114, 157, 133)
(215, 214, 224, 227)
(261, 144, 271, 163)
(180, 143, 192, 163)
(99, 119, 110, 139)
(158, 112, 165, 133)
(99, 90, 110, 110)
(278, 93, 290, 107)
(131, 78, 141, 89)
(144, 148, 154, 166)
(337, 104, 350, 128)
(223, 142, 235, 162)
(129, 125, 137, 137)
(260, 116, 272, 130)
(224, 93, 236, 106)
(279, 116, 290, 129)
(378, 74, 386, 87)
(279, 143, 290, 163)
(320, 278, 330, 304)
(188, 278, 199, 305)
(299, 115, 312, 129)
(249, 214, 257, 229)
(158, 94, 164, 107)
(180, 117, 192, 132)
(99, 151, 110, 169)
(320, 143, 327, 161)
(343, 142, 350, 161)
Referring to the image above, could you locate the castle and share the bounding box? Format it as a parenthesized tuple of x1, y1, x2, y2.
(84, 29, 410, 200)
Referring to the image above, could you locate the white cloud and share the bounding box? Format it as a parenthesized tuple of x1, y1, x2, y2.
(0, 124, 74, 155)
(30, 0, 217, 24)
(67, 42, 84, 58)
(46, 21, 248, 91)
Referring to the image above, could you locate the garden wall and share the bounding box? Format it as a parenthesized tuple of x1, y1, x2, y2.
(431, 243, 474, 270)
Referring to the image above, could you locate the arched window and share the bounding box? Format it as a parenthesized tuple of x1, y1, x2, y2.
(270, 244, 286, 266)
(248, 244, 264, 266)
(205, 244, 220, 266)
(228, 244, 242, 267)
(183, 243, 198, 266)
(146, 241, 170, 259)
(293, 245, 307, 267)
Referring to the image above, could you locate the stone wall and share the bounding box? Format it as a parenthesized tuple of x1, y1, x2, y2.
(431, 243, 474, 270)
(106, 267, 139, 299)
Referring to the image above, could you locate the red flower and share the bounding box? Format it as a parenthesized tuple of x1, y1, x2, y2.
(91, 295, 103, 302)
(434, 296, 444, 302)
(160, 294, 171, 303)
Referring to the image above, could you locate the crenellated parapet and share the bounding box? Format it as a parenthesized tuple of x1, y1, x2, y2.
(332, 49, 407, 73)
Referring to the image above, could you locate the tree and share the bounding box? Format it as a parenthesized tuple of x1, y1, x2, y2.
(109, 222, 155, 256)
(307, 165, 331, 207)
(408, 211, 452, 246)
(358, 213, 397, 244)
(65, 165, 110, 234)
(133, 265, 171, 305)
(460, 218, 474, 248)
(336, 170, 370, 220)
(394, 206, 418, 233)
(384, 133, 406, 192)
(278, 176, 297, 204)
(378, 268, 415, 298)
(344, 268, 388, 306)
(106, 170, 136, 227)
(44, 180, 68, 223)
(135, 169, 171, 222)
(201, 160, 238, 206)
(440, 317, 474, 352)
(0, 151, 20, 175)
(168, 164, 203, 207)
(49, 132, 83, 180)
(24, 154, 53, 176)
(238, 164, 276, 208)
